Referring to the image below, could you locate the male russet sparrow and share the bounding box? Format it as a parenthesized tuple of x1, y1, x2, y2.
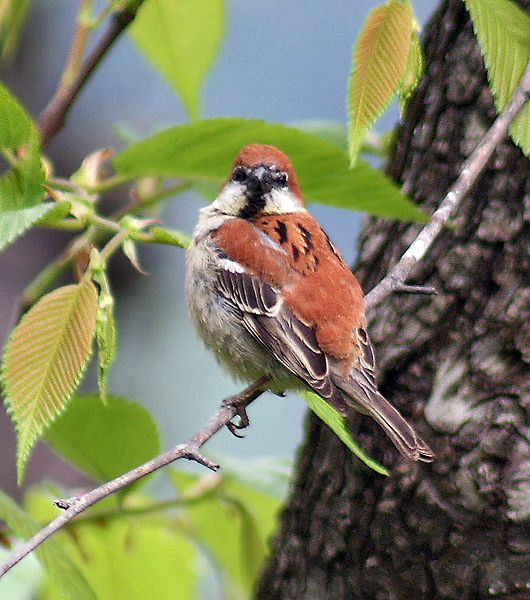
(186, 144, 433, 462)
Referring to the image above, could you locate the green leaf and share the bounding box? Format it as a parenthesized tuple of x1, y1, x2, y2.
(0, 83, 34, 148)
(347, 0, 413, 165)
(398, 31, 423, 115)
(0, 489, 96, 600)
(0, 85, 46, 252)
(170, 468, 281, 598)
(291, 120, 347, 148)
(122, 238, 147, 274)
(37, 515, 197, 600)
(0, 193, 69, 254)
(0, 546, 41, 600)
(114, 118, 426, 221)
(147, 226, 190, 248)
(464, 0, 530, 157)
(35, 201, 73, 226)
(45, 394, 160, 491)
(0, 0, 32, 60)
(130, 0, 224, 120)
(88, 250, 117, 403)
(96, 307, 116, 403)
(302, 391, 390, 476)
(292, 120, 390, 157)
(97, 292, 117, 403)
(0, 203, 52, 252)
(2, 276, 98, 484)
(212, 454, 292, 500)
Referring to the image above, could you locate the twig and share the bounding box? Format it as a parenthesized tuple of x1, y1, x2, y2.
(0, 378, 268, 578)
(38, 2, 146, 147)
(393, 284, 438, 295)
(58, 0, 92, 89)
(364, 59, 530, 312)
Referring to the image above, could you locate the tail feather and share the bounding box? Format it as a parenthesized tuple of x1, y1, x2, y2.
(335, 376, 434, 462)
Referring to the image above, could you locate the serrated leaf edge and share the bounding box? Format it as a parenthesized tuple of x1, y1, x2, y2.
(1, 276, 98, 484)
(347, 0, 413, 165)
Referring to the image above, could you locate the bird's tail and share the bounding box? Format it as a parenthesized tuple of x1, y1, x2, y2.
(336, 376, 434, 462)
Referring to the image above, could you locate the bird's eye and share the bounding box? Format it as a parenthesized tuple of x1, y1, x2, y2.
(232, 166, 247, 182)
(276, 172, 288, 187)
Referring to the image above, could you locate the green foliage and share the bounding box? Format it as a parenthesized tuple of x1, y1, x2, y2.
(0, 83, 34, 146)
(302, 391, 390, 476)
(41, 518, 197, 600)
(114, 118, 426, 221)
(0, 201, 53, 253)
(0, 84, 51, 253)
(347, 0, 415, 165)
(2, 276, 98, 484)
(0, 546, 41, 600)
(21, 486, 198, 600)
(0, 489, 96, 600)
(464, 0, 530, 157)
(45, 394, 160, 491)
(398, 31, 423, 115)
(95, 291, 117, 403)
(130, 0, 224, 120)
(147, 226, 191, 249)
(292, 120, 347, 148)
(213, 455, 292, 500)
(170, 469, 282, 599)
(0, 0, 31, 60)
(90, 252, 118, 401)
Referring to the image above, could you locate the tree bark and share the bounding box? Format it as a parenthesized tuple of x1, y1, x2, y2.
(257, 1, 530, 598)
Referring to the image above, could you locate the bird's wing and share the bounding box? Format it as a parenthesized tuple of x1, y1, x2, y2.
(213, 218, 433, 461)
(215, 265, 346, 412)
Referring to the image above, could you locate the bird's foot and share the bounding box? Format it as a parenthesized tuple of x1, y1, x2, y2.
(222, 377, 269, 438)
(224, 401, 250, 438)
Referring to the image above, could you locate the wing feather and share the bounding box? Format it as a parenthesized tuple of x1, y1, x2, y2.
(215, 266, 346, 412)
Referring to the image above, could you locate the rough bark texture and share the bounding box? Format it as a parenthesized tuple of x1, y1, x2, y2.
(257, 1, 530, 598)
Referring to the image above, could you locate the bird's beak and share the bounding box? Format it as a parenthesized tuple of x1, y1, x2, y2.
(247, 166, 274, 194)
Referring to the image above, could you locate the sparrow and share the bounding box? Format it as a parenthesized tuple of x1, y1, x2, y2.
(186, 144, 433, 462)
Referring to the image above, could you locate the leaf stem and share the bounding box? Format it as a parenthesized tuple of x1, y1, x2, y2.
(99, 229, 128, 261)
(85, 173, 130, 193)
(38, 219, 86, 232)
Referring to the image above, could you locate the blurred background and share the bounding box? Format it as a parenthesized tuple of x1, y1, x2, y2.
(0, 0, 437, 497)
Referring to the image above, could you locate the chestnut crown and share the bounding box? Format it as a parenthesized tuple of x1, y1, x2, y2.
(213, 144, 305, 219)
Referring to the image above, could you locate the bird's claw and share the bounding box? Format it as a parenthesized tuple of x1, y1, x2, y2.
(224, 399, 250, 438)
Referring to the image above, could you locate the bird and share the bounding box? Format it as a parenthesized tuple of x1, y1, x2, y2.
(185, 144, 433, 462)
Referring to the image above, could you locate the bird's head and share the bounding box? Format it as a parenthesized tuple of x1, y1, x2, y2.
(213, 144, 305, 219)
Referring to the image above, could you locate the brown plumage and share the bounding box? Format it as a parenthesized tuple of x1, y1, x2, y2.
(187, 144, 434, 462)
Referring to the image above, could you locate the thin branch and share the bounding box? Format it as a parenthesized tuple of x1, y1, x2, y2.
(38, 2, 146, 147)
(0, 378, 268, 578)
(364, 59, 530, 312)
(58, 0, 93, 89)
(393, 284, 438, 295)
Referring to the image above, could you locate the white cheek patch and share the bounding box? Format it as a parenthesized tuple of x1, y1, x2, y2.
(265, 188, 305, 214)
(212, 182, 247, 216)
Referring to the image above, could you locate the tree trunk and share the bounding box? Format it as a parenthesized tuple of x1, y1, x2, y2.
(257, 1, 530, 598)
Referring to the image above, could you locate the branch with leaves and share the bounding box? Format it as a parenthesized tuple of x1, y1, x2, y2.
(1, 55, 528, 583)
(1, 0, 529, 595)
